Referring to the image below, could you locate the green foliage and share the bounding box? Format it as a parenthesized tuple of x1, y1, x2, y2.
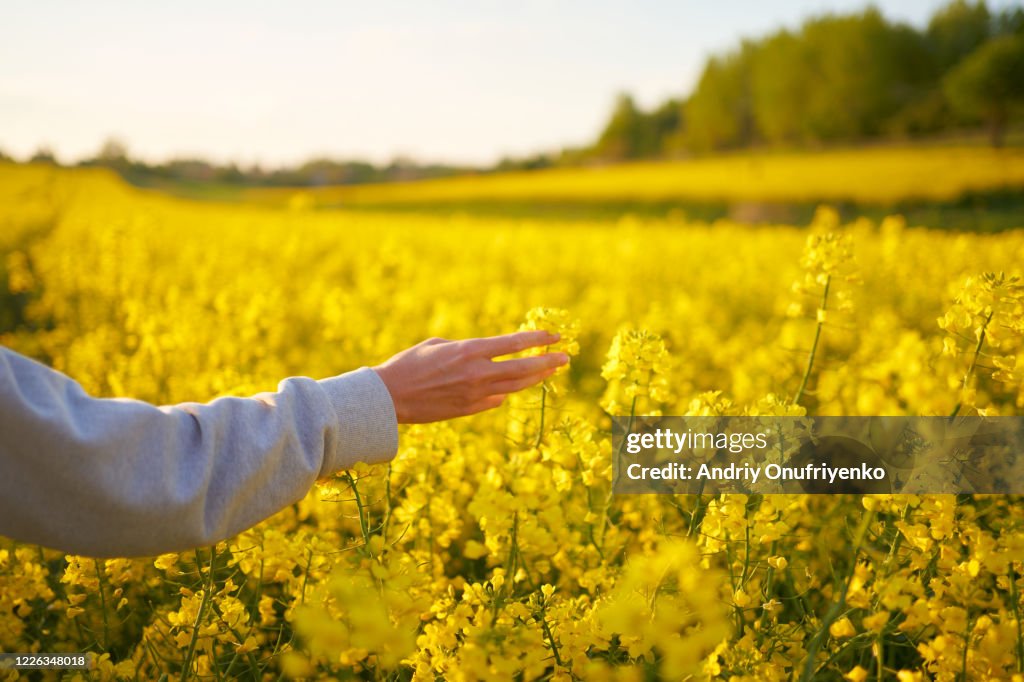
(588, 0, 1024, 157)
(589, 94, 685, 161)
(685, 48, 754, 152)
(593, 94, 648, 160)
(944, 33, 1024, 145)
(927, 0, 993, 70)
(749, 31, 809, 144)
(803, 11, 934, 139)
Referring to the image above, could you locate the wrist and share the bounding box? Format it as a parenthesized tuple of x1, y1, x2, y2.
(371, 364, 406, 423)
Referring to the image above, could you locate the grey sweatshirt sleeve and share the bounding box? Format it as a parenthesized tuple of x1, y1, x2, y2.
(0, 345, 398, 558)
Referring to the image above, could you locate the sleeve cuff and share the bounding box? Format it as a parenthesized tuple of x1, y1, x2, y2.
(316, 366, 399, 476)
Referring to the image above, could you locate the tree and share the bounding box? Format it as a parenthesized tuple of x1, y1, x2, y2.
(750, 30, 810, 144)
(97, 137, 129, 163)
(592, 94, 648, 161)
(944, 34, 1024, 146)
(649, 98, 685, 157)
(927, 0, 993, 71)
(589, 94, 686, 160)
(993, 5, 1024, 36)
(29, 147, 56, 164)
(685, 46, 754, 152)
(795, 9, 933, 141)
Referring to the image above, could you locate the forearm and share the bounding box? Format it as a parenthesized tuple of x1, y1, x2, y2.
(0, 347, 397, 558)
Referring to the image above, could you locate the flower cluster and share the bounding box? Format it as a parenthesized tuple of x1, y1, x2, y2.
(518, 306, 581, 358)
(939, 271, 1024, 413)
(600, 327, 674, 415)
(788, 207, 861, 318)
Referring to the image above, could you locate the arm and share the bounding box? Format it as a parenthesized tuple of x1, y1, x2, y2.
(0, 345, 397, 558)
(0, 331, 567, 558)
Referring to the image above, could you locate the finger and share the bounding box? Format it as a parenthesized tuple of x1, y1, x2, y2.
(464, 330, 560, 359)
(489, 368, 557, 394)
(485, 352, 569, 380)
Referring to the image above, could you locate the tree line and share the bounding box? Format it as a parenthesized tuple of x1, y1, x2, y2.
(577, 0, 1024, 163)
(12, 140, 472, 189)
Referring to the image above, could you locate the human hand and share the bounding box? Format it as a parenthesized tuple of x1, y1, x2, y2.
(371, 331, 569, 423)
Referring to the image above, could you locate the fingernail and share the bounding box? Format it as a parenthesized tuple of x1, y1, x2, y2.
(557, 353, 569, 364)
(549, 332, 561, 341)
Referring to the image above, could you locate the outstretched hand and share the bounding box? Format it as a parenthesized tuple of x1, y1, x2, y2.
(372, 331, 569, 423)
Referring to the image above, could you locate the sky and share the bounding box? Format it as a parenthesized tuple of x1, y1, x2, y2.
(0, 0, 1014, 166)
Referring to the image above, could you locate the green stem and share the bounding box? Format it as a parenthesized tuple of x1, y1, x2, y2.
(686, 478, 707, 539)
(539, 614, 565, 668)
(345, 472, 371, 548)
(959, 615, 975, 682)
(1011, 565, 1024, 674)
(300, 550, 313, 605)
(381, 464, 394, 542)
(739, 504, 753, 589)
(725, 540, 743, 636)
(610, 393, 634, 493)
(223, 547, 265, 679)
(506, 512, 519, 580)
(492, 512, 519, 621)
(802, 507, 873, 681)
(811, 631, 876, 676)
(181, 545, 218, 682)
(949, 310, 994, 419)
(92, 559, 110, 650)
(794, 274, 830, 406)
(755, 537, 778, 650)
(876, 633, 884, 682)
(604, 395, 639, 550)
(535, 383, 548, 449)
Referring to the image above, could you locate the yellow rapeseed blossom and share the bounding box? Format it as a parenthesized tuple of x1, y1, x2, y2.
(519, 307, 581, 358)
(0, 163, 1022, 679)
(600, 327, 673, 415)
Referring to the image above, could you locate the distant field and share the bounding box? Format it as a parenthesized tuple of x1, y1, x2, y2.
(244, 146, 1024, 209)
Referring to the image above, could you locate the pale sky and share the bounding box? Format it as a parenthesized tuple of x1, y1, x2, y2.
(0, 0, 1010, 166)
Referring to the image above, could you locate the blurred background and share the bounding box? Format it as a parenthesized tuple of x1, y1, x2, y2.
(2, 1, 1022, 185)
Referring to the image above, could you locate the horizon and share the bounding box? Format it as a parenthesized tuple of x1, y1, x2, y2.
(2, 0, 1018, 167)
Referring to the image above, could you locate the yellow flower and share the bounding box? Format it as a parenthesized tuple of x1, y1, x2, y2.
(463, 540, 489, 559)
(845, 665, 869, 682)
(519, 307, 581, 357)
(600, 327, 673, 414)
(829, 617, 857, 638)
(862, 610, 889, 632)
